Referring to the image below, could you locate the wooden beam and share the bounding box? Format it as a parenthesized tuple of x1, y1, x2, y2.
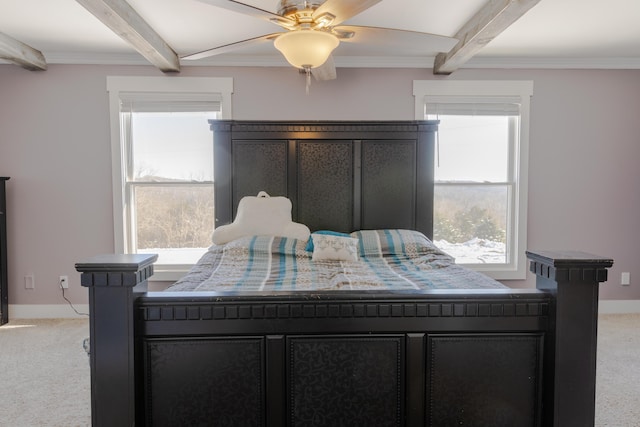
(76, 0, 180, 72)
(0, 31, 47, 71)
(434, 0, 541, 75)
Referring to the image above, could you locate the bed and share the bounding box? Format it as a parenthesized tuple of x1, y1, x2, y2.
(76, 121, 613, 427)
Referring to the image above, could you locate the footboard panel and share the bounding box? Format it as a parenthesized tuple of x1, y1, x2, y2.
(427, 334, 542, 427)
(143, 337, 265, 426)
(288, 335, 404, 426)
(135, 291, 549, 427)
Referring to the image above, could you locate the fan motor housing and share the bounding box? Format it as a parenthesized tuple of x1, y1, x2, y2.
(277, 0, 324, 19)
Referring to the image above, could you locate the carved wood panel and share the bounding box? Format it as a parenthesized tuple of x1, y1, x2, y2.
(427, 334, 542, 427)
(361, 140, 416, 230)
(296, 141, 353, 232)
(212, 121, 437, 235)
(232, 140, 288, 215)
(288, 335, 403, 427)
(142, 337, 264, 427)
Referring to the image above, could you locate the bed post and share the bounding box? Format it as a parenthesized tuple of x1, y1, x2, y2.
(526, 250, 613, 427)
(75, 254, 157, 427)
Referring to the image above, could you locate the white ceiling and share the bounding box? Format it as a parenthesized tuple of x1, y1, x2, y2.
(1, 0, 640, 70)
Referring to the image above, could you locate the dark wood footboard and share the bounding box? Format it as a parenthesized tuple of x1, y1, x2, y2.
(76, 251, 612, 427)
(527, 250, 613, 427)
(77, 254, 157, 426)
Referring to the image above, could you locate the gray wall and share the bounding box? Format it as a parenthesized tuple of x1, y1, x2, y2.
(1, 64, 639, 306)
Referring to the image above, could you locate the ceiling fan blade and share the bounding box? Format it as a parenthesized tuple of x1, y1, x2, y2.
(195, 0, 296, 28)
(182, 33, 283, 60)
(337, 25, 459, 53)
(313, 0, 382, 27)
(311, 55, 337, 81)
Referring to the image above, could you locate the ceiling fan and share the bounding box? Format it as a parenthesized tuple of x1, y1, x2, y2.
(183, 0, 458, 84)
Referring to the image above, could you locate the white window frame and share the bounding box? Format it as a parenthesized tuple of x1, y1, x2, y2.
(413, 80, 533, 280)
(107, 76, 233, 281)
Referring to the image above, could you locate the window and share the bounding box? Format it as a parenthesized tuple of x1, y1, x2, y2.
(413, 81, 533, 280)
(107, 77, 233, 280)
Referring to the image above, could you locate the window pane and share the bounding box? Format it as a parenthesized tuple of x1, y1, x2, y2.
(131, 112, 215, 182)
(433, 184, 508, 264)
(433, 115, 510, 182)
(134, 185, 214, 264)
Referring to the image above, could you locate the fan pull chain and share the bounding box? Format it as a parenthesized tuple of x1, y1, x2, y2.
(305, 66, 311, 95)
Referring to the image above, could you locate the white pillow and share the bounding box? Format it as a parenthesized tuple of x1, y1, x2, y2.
(311, 234, 359, 262)
(212, 191, 310, 245)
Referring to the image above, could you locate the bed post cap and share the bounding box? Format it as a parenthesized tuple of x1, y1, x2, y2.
(75, 253, 158, 272)
(526, 250, 613, 283)
(526, 250, 613, 267)
(75, 254, 158, 288)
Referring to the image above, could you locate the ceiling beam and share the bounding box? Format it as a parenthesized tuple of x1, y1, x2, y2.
(434, 0, 541, 75)
(0, 31, 47, 71)
(76, 0, 180, 72)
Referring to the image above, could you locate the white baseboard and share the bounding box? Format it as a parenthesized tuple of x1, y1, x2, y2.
(8, 304, 90, 319)
(598, 300, 640, 314)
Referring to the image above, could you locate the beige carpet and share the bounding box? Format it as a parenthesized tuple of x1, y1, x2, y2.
(595, 314, 640, 426)
(0, 314, 638, 426)
(0, 319, 90, 427)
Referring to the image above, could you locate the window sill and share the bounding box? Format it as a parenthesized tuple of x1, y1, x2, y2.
(149, 267, 190, 282)
(462, 264, 527, 281)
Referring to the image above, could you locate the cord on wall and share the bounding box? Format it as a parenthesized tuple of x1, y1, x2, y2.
(59, 278, 89, 317)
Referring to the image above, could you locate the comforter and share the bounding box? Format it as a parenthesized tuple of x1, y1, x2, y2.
(166, 229, 505, 292)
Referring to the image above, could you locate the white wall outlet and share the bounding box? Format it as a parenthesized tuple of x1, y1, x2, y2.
(621, 272, 630, 286)
(25, 275, 35, 289)
(59, 275, 69, 289)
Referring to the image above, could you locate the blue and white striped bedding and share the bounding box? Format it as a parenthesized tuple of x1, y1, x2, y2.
(165, 229, 505, 292)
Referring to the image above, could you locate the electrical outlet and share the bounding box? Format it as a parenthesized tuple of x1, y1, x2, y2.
(25, 275, 35, 289)
(59, 275, 69, 289)
(621, 272, 630, 286)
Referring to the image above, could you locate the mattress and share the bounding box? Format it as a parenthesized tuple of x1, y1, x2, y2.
(165, 229, 505, 292)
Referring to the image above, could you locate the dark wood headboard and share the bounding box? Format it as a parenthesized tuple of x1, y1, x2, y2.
(210, 120, 438, 239)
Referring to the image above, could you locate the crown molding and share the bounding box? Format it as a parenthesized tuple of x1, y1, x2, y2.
(3, 52, 640, 70)
(464, 56, 640, 70)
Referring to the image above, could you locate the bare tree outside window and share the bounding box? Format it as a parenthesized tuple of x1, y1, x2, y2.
(125, 110, 217, 265)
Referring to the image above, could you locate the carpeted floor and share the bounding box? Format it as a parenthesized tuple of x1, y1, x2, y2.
(0, 314, 638, 426)
(0, 318, 90, 427)
(595, 314, 640, 426)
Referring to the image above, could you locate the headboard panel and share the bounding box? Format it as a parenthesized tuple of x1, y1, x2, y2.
(210, 120, 438, 239)
(297, 140, 354, 232)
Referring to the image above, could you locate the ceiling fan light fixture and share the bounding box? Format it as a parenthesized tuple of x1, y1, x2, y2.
(274, 30, 339, 69)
